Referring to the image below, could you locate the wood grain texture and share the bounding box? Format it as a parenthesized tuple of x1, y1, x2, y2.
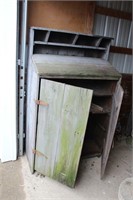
(53, 85, 93, 187)
(110, 46, 132, 55)
(26, 61, 39, 173)
(26, 28, 38, 173)
(95, 5, 132, 20)
(35, 79, 65, 177)
(27, 1, 95, 34)
(101, 82, 124, 178)
(35, 79, 93, 187)
(32, 54, 121, 80)
(26, 29, 39, 173)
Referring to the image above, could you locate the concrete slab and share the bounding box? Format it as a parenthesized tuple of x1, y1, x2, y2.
(0, 139, 132, 200)
(118, 177, 133, 200)
(0, 158, 25, 200)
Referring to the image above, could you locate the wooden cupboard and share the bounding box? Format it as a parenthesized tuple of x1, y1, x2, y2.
(26, 28, 123, 187)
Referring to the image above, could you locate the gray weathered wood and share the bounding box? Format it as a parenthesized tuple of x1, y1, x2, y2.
(26, 62, 40, 173)
(45, 31, 50, 42)
(35, 79, 93, 187)
(35, 79, 65, 177)
(32, 26, 113, 40)
(32, 54, 121, 80)
(53, 84, 93, 187)
(26, 28, 39, 172)
(101, 82, 124, 178)
(72, 34, 79, 44)
(34, 41, 106, 50)
(31, 27, 113, 61)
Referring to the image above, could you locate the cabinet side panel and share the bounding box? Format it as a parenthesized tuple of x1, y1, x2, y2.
(26, 62, 39, 173)
(53, 86, 93, 187)
(101, 82, 124, 178)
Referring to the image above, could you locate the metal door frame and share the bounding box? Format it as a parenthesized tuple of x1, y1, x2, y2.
(18, 0, 28, 156)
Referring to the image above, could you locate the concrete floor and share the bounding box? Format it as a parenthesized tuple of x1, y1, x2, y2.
(0, 139, 132, 200)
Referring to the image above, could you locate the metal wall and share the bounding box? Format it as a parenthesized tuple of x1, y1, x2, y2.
(93, 1, 132, 74)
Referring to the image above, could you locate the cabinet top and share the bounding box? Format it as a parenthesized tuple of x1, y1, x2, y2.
(30, 27, 113, 60)
(32, 54, 121, 80)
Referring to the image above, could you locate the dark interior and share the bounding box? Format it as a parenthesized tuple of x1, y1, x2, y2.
(44, 78, 117, 158)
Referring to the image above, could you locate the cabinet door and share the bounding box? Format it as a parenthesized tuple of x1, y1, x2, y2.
(35, 79, 93, 187)
(101, 82, 124, 178)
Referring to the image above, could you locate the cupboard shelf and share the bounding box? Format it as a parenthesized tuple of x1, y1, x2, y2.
(90, 110, 110, 114)
(34, 41, 106, 51)
(93, 92, 113, 97)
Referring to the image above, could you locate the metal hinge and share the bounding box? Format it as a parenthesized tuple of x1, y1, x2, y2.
(32, 149, 48, 159)
(35, 99, 48, 106)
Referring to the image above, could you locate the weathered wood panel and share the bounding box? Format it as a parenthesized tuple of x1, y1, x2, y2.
(32, 54, 121, 80)
(26, 28, 39, 172)
(34, 79, 93, 187)
(26, 61, 39, 173)
(53, 85, 93, 187)
(27, 1, 95, 34)
(35, 79, 65, 177)
(95, 5, 132, 21)
(101, 82, 124, 178)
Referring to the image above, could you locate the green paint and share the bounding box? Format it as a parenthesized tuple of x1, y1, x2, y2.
(52, 86, 92, 187)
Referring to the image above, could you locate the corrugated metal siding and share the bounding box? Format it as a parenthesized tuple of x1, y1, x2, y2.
(116, 19, 131, 47)
(93, 1, 132, 74)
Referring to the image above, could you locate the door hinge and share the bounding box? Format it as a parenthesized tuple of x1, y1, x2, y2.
(35, 99, 48, 106)
(32, 149, 48, 159)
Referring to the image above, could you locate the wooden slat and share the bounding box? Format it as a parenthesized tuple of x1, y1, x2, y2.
(26, 28, 38, 173)
(35, 79, 65, 178)
(35, 79, 93, 187)
(72, 34, 79, 45)
(44, 31, 50, 42)
(95, 5, 132, 21)
(110, 46, 132, 55)
(34, 41, 106, 50)
(90, 103, 103, 113)
(26, 63, 40, 173)
(101, 82, 124, 178)
(53, 85, 93, 187)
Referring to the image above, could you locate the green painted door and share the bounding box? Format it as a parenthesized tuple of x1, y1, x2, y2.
(35, 79, 93, 187)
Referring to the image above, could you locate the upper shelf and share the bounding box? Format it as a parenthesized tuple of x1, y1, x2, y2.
(31, 27, 113, 60)
(33, 27, 113, 47)
(34, 41, 106, 51)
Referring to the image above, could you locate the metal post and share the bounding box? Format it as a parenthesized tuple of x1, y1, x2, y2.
(18, 0, 27, 156)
